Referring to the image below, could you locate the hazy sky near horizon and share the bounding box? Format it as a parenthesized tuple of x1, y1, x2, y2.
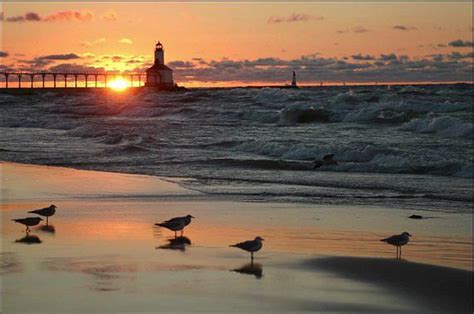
(0, 2, 472, 84)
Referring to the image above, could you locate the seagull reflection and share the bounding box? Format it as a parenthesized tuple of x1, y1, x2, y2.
(15, 234, 42, 244)
(38, 224, 56, 234)
(231, 262, 263, 279)
(156, 236, 192, 251)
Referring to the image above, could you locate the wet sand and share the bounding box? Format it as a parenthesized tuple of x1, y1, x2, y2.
(1, 162, 472, 312)
(307, 257, 472, 313)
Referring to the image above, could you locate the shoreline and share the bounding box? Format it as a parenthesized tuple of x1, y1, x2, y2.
(306, 256, 473, 313)
(2, 161, 472, 270)
(1, 161, 472, 312)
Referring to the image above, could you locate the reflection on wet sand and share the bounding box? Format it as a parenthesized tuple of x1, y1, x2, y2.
(231, 262, 263, 279)
(157, 236, 192, 251)
(15, 234, 42, 244)
(42, 257, 139, 292)
(38, 224, 56, 234)
(0, 252, 23, 274)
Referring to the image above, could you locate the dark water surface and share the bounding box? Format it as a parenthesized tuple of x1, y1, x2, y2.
(1, 85, 472, 212)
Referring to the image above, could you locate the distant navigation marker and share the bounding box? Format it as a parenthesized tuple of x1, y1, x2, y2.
(292, 71, 297, 87)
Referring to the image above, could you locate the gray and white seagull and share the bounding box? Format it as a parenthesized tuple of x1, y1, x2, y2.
(28, 204, 57, 225)
(12, 217, 43, 233)
(381, 232, 412, 259)
(230, 236, 264, 260)
(155, 215, 195, 237)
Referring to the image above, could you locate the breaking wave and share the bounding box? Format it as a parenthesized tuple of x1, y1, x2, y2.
(1, 84, 472, 211)
(400, 115, 473, 139)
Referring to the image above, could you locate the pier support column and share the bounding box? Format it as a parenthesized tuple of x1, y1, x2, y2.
(18, 74, 22, 88)
(53, 74, 57, 88)
(64, 74, 67, 88)
(5, 73, 9, 88)
(42, 74, 46, 88)
(138, 75, 141, 87)
(74, 75, 78, 88)
(105, 74, 108, 88)
(30, 75, 34, 88)
(94, 75, 98, 88)
(85, 75, 88, 88)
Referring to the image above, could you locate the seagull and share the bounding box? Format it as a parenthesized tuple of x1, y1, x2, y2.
(230, 236, 264, 260)
(381, 232, 412, 259)
(28, 205, 57, 225)
(155, 215, 194, 237)
(12, 217, 44, 233)
(314, 154, 338, 169)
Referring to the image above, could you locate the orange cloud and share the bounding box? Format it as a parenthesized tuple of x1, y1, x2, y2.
(5, 10, 94, 22)
(118, 38, 133, 44)
(268, 13, 324, 24)
(44, 10, 93, 22)
(80, 38, 106, 47)
(102, 11, 117, 21)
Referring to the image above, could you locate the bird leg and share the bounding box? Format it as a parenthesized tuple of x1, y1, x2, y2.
(251, 252, 254, 260)
(400, 246, 402, 259)
(181, 230, 184, 237)
(46, 217, 49, 226)
(174, 231, 177, 238)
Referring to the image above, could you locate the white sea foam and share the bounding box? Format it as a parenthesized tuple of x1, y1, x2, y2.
(400, 115, 473, 139)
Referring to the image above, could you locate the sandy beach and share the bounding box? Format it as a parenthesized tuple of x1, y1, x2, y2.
(1, 162, 472, 313)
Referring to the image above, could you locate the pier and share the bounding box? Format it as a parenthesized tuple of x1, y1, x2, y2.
(0, 72, 148, 89)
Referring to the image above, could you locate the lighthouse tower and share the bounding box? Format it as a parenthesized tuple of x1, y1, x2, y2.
(291, 71, 297, 87)
(155, 41, 164, 64)
(145, 41, 174, 89)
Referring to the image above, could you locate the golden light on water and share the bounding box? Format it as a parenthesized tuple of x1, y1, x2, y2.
(108, 78, 129, 91)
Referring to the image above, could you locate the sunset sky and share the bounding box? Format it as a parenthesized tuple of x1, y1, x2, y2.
(0, 2, 472, 86)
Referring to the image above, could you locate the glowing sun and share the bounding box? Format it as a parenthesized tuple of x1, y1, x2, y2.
(108, 78, 129, 91)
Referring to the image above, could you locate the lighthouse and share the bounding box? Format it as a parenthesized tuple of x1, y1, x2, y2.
(291, 71, 297, 87)
(145, 41, 175, 89)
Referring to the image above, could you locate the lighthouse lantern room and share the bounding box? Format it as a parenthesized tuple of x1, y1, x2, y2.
(145, 41, 174, 89)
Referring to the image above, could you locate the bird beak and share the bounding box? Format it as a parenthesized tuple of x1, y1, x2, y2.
(191, 216, 195, 219)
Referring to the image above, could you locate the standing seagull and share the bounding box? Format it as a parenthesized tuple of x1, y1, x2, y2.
(230, 236, 264, 260)
(28, 205, 56, 225)
(12, 217, 43, 233)
(155, 215, 194, 237)
(381, 232, 412, 259)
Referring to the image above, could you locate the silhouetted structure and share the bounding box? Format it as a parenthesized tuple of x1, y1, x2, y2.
(145, 41, 175, 89)
(292, 71, 297, 87)
(0, 72, 145, 88)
